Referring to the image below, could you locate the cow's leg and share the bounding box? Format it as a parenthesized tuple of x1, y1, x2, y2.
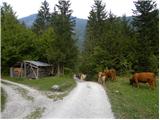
(98, 77, 101, 84)
(102, 76, 106, 86)
(135, 79, 139, 88)
(111, 75, 113, 81)
(112, 75, 115, 81)
(149, 80, 154, 90)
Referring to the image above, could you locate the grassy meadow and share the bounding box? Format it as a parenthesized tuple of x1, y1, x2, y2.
(2, 75, 76, 92)
(105, 76, 159, 119)
(1, 88, 7, 111)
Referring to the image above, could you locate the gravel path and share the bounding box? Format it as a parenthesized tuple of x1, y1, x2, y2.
(1, 79, 55, 119)
(1, 79, 114, 119)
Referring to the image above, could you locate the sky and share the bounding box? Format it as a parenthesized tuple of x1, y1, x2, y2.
(1, 0, 159, 19)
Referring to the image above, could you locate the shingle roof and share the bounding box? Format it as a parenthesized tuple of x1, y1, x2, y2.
(24, 61, 51, 67)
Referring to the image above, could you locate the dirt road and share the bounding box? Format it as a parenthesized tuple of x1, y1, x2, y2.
(1, 79, 114, 118)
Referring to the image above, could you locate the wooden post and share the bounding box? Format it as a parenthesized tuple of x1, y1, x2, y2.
(30, 64, 38, 79)
(24, 62, 27, 78)
(20, 62, 23, 77)
(37, 67, 39, 79)
(10, 67, 13, 77)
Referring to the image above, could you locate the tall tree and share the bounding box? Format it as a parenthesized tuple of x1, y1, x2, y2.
(132, 0, 158, 72)
(82, 1, 136, 78)
(81, 0, 107, 76)
(1, 2, 36, 74)
(50, 0, 78, 75)
(32, 0, 51, 35)
(84, 0, 107, 53)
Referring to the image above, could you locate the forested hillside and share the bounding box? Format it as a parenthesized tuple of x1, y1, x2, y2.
(79, 0, 159, 79)
(19, 14, 87, 49)
(19, 14, 132, 49)
(2, 0, 78, 75)
(1, 0, 159, 78)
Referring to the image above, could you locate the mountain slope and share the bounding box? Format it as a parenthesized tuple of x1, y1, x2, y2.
(19, 14, 87, 49)
(19, 14, 38, 27)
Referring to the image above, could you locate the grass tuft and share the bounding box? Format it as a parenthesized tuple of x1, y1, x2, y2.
(1, 88, 7, 112)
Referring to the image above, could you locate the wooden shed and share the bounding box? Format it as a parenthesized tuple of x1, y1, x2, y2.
(10, 61, 54, 79)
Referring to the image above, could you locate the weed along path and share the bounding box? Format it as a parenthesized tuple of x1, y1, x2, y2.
(1, 79, 114, 119)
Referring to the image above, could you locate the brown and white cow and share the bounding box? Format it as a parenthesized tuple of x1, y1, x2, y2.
(98, 72, 106, 85)
(98, 68, 117, 85)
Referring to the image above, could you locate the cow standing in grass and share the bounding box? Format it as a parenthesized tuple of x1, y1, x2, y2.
(103, 68, 116, 81)
(98, 72, 106, 85)
(130, 72, 156, 89)
(98, 68, 117, 85)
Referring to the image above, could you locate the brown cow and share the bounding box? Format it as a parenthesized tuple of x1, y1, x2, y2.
(130, 72, 156, 89)
(103, 68, 116, 81)
(14, 68, 23, 77)
(98, 68, 116, 85)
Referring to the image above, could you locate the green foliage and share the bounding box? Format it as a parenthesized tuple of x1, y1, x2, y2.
(32, 0, 51, 35)
(1, 2, 37, 74)
(132, 0, 158, 72)
(81, 0, 108, 77)
(84, 0, 107, 53)
(1, 88, 7, 111)
(82, 7, 135, 77)
(82, 0, 159, 78)
(36, 27, 56, 62)
(148, 54, 159, 74)
(50, 0, 78, 74)
(2, 1, 78, 76)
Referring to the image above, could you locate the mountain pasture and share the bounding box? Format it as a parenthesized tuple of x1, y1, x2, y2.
(105, 76, 159, 119)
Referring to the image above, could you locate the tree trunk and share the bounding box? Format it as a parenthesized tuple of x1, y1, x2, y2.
(57, 63, 60, 76)
(61, 64, 64, 75)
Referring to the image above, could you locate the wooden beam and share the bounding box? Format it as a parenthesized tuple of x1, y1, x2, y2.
(30, 63, 38, 79)
(10, 67, 13, 77)
(20, 62, 23, 77)
(24, 62, 27, 77)
(37, 67, 39, 79)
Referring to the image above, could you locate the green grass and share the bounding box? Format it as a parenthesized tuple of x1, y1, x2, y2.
(2, 75, 76, 92)
(105, 76, 159, 119)
(1, 88, 7, 112)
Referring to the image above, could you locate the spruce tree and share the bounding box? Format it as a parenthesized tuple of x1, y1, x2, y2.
(50, 0, 78, 75)
(132, 0, 158, 72)
(32, 0, 51, 35)
(85, 0, 107, 53)
(82, 0, 107, 76)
